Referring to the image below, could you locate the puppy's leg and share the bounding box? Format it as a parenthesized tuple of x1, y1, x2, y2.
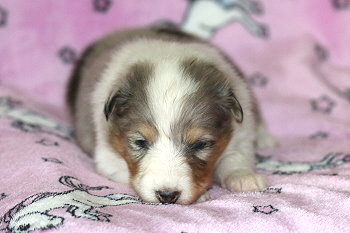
(215, 143, 267, 192)
(94, 143, 130, 184)
(256, 123, 277, 149)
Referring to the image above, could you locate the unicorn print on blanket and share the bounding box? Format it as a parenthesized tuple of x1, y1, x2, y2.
(0, 97, 73, 140)
(257, 152, 350, 175)
(181, 0, 268, 39)
(0, 176, 148, 233)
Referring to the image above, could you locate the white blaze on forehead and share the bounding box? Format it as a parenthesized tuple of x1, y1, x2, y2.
(147, 60, 199, 136)
(132, 60, 199, 203)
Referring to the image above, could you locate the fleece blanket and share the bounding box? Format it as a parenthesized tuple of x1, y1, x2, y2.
(1, 0, 350, 232)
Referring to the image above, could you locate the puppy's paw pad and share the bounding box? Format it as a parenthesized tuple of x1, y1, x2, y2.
(224, 172, 267, 192)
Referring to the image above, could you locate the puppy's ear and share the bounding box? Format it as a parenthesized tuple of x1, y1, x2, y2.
(221, 88, 243, 123)
(104, 90, 129, 121)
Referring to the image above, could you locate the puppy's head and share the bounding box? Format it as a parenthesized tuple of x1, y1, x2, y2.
(105, 59, 243, 204)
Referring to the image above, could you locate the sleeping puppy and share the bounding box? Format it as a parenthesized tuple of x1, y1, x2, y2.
(67, 26, 275, 204)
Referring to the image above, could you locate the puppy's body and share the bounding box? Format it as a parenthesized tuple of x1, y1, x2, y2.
(67, 27, 274, 204)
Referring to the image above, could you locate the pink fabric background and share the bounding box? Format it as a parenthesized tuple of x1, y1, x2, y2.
(0, 0, 350, 232)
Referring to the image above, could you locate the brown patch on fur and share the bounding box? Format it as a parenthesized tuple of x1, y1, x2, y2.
(176, 58, 239, 203)
(189, 132, 232, 203)
(134, 124, 158, 144)
(105, 62, 155, 185)
(108, 133, 139, 177)
(180, 58, 243, 124)
(185, 128, 209, 144)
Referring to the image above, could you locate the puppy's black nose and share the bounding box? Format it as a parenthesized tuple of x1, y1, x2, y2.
(155, 190, 181, 204)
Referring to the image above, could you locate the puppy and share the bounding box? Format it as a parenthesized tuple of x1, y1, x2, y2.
(67, 26, 274, 204)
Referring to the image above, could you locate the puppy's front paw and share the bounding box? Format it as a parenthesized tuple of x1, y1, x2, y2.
(196, 192, 211, 203)
(223, 171, 267, 192)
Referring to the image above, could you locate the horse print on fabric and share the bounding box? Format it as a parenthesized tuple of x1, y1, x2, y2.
(257, 152, 350, 175)
(181, 0, 268, 39)
(0, 96, 73, 140)
(0, 176, 149, 233)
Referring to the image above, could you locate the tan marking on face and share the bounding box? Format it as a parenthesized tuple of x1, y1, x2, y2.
(108, 133, 139, 177)
(185, 127, 209, 144)
(135, 124, 158, 144)
(189, 131, 232, 203)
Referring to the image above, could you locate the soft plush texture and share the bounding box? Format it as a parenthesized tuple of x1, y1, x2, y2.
(0, 0, 350, 232)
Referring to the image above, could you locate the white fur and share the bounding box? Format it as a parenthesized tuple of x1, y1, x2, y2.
(95, 142, 129, 184)
(133, 137, 193, 203)
(91, 39, 267, 203)
(132, 60, 198, 203)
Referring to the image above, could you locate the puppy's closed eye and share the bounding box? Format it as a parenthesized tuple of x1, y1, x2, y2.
(134, 139, 150, 150)
(126, 133, 151, 161)
(189, 140, 214, 151)
(128, 135, 149, 150)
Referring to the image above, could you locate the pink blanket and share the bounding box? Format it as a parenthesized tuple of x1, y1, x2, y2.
(1, 0, 350, 232)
